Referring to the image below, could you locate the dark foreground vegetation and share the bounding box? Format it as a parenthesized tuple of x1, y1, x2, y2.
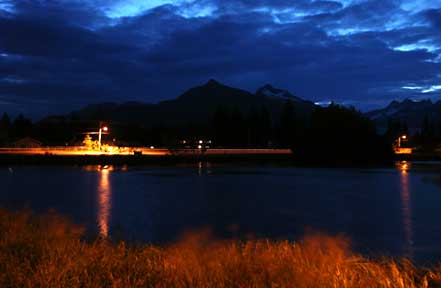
(1, 209, 441, 287)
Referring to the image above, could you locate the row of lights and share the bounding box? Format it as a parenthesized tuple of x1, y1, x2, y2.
(181, 139, 213, 149)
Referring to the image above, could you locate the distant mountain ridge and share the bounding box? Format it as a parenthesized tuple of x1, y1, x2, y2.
(365, 99, 441, 134)
(67, 79, 316, 126)
(51, 80, 441, 135)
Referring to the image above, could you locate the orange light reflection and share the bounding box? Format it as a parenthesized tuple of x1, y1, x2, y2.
(97, 166, 112, 238)
(399, 161, 413, 258)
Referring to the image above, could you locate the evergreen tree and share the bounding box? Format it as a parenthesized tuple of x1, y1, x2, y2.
(259, 105, 272, 147)
(0, 113, 11, 130)
(11, 114, 33, 139)
(280, 101, 296, 147)
(213, 105, 229, 147)
(0, 113, 11, 145)
(296, 104, 392, 165)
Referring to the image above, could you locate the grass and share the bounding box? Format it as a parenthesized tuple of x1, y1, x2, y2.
(1, 209, 440, 287)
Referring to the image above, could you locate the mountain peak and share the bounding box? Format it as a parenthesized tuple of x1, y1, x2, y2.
(261, 84, 275, 90)
(366, 98, 440, 134)
(256, 84, 279, 95)
(205, 79, 222, 86)
(256, 84, 304, 102)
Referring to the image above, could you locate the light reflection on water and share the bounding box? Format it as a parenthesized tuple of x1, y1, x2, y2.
(97, 165, 112, 238)
(91, 161, 416, 251)
(5, 162, 440, 262)
(399, 161, 413, 258)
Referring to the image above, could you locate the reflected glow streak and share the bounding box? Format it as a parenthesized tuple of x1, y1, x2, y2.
(399, 161, 413, 258)
(98, 167, 111, 238)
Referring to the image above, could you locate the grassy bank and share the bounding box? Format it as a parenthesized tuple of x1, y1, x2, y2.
(1, 209, 440, 287)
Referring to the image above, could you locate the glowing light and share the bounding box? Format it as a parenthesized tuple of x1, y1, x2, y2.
(102, 126, 108, 132)
(199, 140, 203, 144)
(197, 145, 202, 149)
(401, 161, 409, 172)
(402, 135, 407, 140)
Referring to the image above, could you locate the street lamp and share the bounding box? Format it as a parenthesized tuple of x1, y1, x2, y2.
(397, 135, 407, 148)
(99, 126, 109, 151)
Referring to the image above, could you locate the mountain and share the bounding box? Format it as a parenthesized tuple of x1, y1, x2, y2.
(365, 99, 441, 134)
(67, 79, 316, 126)
(256, 84, 304, 102)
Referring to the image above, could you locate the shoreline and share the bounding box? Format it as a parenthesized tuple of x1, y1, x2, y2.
(1, 147, 439, 166)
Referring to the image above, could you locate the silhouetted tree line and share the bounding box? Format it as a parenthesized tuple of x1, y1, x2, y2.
(0, 103, 401, 164)
(212, 105, 273, 147)
(295, 104, 393, 165)
(0, 113, 33, 145)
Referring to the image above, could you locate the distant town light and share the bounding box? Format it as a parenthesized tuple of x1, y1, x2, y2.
(150, 146, 154, 149)
(102, 126, 109, 132)
(402, 135, 407, 139)
(199, 140, 203, 144)
(198, 145, 202, 149)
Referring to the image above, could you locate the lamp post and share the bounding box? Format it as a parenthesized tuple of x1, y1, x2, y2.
(398, 135, 407, 148)
(98, 126, 108, 151)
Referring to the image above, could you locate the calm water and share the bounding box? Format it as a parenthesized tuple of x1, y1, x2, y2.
(1, 162, 441, 264)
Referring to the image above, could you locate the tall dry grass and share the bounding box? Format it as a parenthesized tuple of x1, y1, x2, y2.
(0, 209, 440, 287)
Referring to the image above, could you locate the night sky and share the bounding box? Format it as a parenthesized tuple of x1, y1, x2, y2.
(1, 0, 441, 119)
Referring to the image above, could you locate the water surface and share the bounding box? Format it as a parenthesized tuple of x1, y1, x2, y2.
(1, 162, 441, 264)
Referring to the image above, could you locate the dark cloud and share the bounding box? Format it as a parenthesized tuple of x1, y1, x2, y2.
(0, 0, 440, 118)
(424, 8, 441, 29)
